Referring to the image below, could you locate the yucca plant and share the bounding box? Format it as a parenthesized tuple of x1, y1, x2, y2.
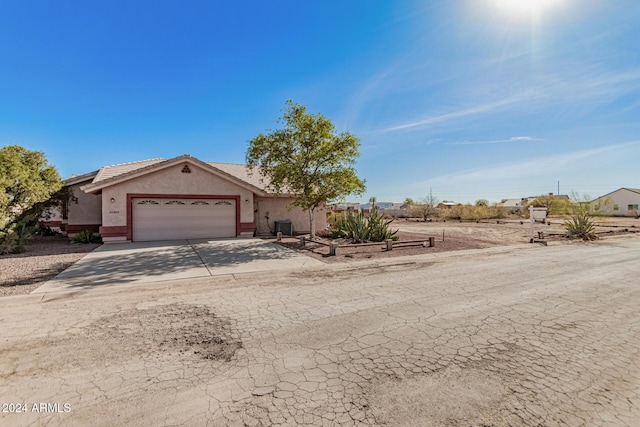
(564, 209, 597, 241)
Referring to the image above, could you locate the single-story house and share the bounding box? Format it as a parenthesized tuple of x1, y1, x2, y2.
(59, 154, 326, 242)
(359, 202, 402, 210)
(436, 202, 460, 209)
(359, 202, 408, 217)
(591, 188, 640, 216)
(499, 198, 526, 212)
(328, 202, 361, 213)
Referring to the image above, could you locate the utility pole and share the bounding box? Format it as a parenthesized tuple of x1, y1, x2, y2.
(557, 180, 560, 195)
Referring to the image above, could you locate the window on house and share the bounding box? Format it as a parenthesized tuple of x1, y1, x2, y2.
(628, 204, 639, 210)
(613, 204, 619, 211)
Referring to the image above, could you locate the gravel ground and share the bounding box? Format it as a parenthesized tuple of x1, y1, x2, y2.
(0, 236, 101, 297)
(278, 216, 640, 262)
(277, 230, 502, 263)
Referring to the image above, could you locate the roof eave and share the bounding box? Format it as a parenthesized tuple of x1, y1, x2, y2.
(80, 155, 270, 196)
(64, 171, 99, 187)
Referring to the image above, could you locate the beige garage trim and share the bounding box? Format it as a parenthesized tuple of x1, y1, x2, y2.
(132, 198, 236, 241)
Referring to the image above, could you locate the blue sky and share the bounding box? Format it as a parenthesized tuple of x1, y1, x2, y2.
(1, 0, 638, 204)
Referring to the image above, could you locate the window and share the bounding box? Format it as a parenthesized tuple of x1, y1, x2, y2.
(628, 204, 639, 210)
(613, 204, 619, 211)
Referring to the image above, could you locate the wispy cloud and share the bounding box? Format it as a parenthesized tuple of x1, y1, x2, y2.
(371, 65, 640, 135)
(380, 91, 539, 132)
(428, 140, 640, 184)
(452, 136, 542, 146)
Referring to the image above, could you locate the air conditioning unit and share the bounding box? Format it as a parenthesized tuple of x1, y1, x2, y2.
(274, 220, 292, 235)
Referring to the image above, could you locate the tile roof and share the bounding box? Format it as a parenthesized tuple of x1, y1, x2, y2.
(206, 162, 272, 191)
(93, 158, 165, 183)
(64, 169, 100, 186)
(79, 155, 283, 195)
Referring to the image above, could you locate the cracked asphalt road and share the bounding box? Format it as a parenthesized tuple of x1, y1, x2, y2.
(1, 237, 639, 426)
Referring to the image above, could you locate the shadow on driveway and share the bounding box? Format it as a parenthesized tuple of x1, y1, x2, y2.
(190, 238, 307, 268)
(33, 238, 324, 293)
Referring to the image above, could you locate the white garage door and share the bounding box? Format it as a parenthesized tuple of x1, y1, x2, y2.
(132, 198, 236, 241)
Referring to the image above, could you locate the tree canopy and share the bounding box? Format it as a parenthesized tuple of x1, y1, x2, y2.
(246, 100, 366, 238)
(0, 145, 62, 229)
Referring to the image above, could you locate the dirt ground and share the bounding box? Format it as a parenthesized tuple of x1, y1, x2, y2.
(2, 216, 638, 296)
(2, 236, 639, 426)
(279, 216, 640, 262)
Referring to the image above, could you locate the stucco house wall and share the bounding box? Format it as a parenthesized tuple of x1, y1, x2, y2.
(65, 181, 102, 233)
(63, 154, 329, 242)
(592, 188, 640, 216)
(255, 196, 326, 235)
(100, 163, 254, 228)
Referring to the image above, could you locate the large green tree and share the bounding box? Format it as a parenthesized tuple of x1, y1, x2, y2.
(246, 100, 366, 239)
(0, 145, 62, 229)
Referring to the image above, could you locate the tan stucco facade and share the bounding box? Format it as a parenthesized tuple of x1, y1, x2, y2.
(67, 182, 102, 225)
(101, 163, 254, 228)
(592, 188, 640, 216)
(63, 156, 324, 242)
(255, 196, 326, 235)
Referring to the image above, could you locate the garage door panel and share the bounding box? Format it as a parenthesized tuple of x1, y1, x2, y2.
(132, 198, 236, 241)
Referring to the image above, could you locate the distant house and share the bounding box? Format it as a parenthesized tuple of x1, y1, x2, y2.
(359, 202, 407, 217)
(328, 202, 361, 213)
(591, 188, 640, 217)
(360, 202, 402, 210)
(437, 202, 459, 209)
(499, 194, 570, 213)
(499, 198, 526, 212)
(527, 194, 570, 204)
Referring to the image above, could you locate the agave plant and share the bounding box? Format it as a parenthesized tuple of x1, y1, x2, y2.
(329, 207, 398, 242)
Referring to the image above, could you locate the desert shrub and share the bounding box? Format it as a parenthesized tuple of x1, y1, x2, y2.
(34, 222, 60, 236)
(444, 205, 465, 220)
(0, 220, 34, 254)
(326, 211, 343, 228)
(408, 205, 442, 221)
(443, 204, 506, 220)
(488, 204, 508, 219)
(0, 230, 22, 254)
(0, 214, 38, 254)
(329, 207, 398, 242)
(522, 195, 573, 216)
(73, 230, 102, 244)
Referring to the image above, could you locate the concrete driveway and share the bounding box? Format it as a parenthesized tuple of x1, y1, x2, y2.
(34, 238, 324, 293)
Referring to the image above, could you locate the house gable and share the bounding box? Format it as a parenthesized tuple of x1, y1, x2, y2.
(82, 155, 268, 196)
(592, 188, 640, 216)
